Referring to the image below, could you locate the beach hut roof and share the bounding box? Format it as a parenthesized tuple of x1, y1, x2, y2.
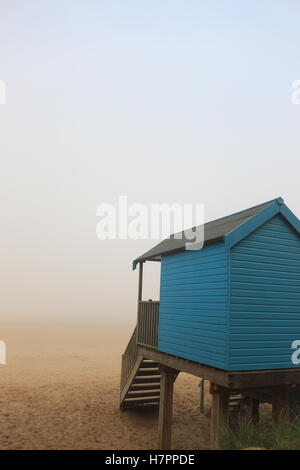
(132, 197, 300, 269)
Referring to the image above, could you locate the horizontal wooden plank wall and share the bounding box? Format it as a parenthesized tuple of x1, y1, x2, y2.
(229, 214, 300, 371)
(158, 241, 229, 369)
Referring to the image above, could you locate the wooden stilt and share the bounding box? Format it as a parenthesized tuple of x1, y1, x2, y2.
(243, 397, 260, 426)
(210, 383, 229, 449)
(158, 366, 177, 450)
(272, 387, 290, 425)
(290, 390, 300, 421)
(250, 399, 260, 426)
(199, 378, 205, 413)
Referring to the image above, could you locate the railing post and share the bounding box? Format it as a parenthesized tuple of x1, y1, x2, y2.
(138, 261, 144, 302)
(137, 262, 144, 345)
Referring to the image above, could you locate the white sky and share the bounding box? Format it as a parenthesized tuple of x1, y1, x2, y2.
(0, 0, 299, 326)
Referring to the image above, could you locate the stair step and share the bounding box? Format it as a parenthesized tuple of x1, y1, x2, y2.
(229, 394, 244, 400)
(229, 395, 246, 408)
(127, 390, 160, 398)
(135, 375, 161, 381)
(141, 361, 159, 368)
(137, 368, 160, 376)
(124, 396, 161, 404)
(131, 383, 161, 390)
(122, 401, 160, 409)
(133, 376, 160, 384)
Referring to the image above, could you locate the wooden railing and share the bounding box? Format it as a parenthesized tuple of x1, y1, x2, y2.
(137, 300, 159, 348)
(120, 301, 159, 391)
(120, 327, 138, 390)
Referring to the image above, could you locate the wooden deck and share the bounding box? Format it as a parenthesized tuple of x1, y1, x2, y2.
(139, 345, 300, 390)
(120, 296, 300, 449)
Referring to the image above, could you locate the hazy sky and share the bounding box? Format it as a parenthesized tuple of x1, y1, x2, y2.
(0, 0, 299, 326)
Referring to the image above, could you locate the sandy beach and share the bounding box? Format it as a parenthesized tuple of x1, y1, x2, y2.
(0, 324, 211, 450)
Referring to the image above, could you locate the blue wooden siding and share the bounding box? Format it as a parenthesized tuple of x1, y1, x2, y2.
(229, 214, 300, 371)
(157, 242, 229, 369)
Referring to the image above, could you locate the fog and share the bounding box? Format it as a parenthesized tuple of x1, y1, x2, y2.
(0, 0, 299, 326)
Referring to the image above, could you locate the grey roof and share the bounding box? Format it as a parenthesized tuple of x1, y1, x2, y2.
(133, 198, 280, 268)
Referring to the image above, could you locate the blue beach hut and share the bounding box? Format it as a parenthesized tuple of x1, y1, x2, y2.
(120, 198, 300, 428)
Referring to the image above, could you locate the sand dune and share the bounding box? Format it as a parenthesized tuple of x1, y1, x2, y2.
(0, 324, 210, 450)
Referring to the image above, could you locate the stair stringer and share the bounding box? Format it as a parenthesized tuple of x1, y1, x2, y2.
(119, 354, 144, 409)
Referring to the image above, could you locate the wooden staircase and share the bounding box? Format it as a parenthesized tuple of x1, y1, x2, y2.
(120, 327, 161, 409)
(121, 358, 161, 409)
